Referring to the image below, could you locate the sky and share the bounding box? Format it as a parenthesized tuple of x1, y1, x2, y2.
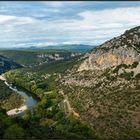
(0, 1, 140, 48)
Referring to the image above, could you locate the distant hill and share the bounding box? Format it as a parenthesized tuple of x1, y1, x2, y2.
(25, 44, 95, 53)
(45, 44, 95, 52)
(0, 49, 82, 67)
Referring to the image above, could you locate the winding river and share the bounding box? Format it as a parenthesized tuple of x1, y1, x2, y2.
(0, 75, 38, 116)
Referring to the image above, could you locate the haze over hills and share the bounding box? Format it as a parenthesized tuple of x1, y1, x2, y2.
(6, 44, 95, 53)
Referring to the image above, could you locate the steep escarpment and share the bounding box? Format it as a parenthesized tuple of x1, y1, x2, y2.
(78, 26, 140, 71)
(59, 26, 140, 139)
(0, 55, 22, 74)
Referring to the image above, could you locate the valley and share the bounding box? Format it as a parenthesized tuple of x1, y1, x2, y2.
(0, 49, 96, 139)
(0, 76, 24, 111)
(0, 49, 82, 67)
(0, 26, 140, 139)
(1, 1, 140, 139)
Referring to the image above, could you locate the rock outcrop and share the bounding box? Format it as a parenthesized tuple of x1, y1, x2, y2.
(78, 26, 140, 71)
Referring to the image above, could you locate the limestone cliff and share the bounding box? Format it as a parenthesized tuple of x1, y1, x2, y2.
(78, 26, 140, 71)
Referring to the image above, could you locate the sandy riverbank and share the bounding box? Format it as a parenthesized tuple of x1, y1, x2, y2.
(7, 105, 28, 116)
(0, 74, 28, 116)
(0, 74, 6, 81)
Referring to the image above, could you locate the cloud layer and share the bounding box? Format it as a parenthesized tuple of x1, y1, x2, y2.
(0, 2, 140, 48)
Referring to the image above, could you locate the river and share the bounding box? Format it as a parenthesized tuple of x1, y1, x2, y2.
(0, 75, 38, 116)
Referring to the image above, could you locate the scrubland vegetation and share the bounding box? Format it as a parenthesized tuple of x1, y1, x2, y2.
(0, 54, 96, 139)
(0, 80, 23, 110)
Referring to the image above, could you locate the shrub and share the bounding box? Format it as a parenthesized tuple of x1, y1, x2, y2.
(4, 124, 25, 139)
(135, 73, 140, 79)
(120, 71, 134, 80)
(131, 61, 139, 69)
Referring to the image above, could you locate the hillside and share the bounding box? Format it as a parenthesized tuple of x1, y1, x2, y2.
(59, 26, 140, 139)
(0, 55, 22, 74)
(4, 54, 96, 139)
(0, 49, 82, 67)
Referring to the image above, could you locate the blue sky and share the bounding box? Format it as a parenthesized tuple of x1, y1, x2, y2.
(0, 1, 140, 48)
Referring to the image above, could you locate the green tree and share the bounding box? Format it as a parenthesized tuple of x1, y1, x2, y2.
(23, 109, 31, 121)
(4, 124, 25, 139)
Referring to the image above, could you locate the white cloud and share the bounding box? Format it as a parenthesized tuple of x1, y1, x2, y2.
(44, 1, 82, 8)
(43, 6, 140, 32)
(17, 41, 84, 48)
(1, 6, 140, 48)
(0, 15, 35, 25)
(62, 41, 81, 45)
(44, 2, 64, 8)
(78, 7, 140, 29)
(0, 15, 15, 24)
(44, 6, 140, 43)
(17, 42, 58, 47)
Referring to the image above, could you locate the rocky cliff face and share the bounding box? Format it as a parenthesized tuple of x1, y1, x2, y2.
(78, 26, 140, 71)
(0, 55, 22, 74)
